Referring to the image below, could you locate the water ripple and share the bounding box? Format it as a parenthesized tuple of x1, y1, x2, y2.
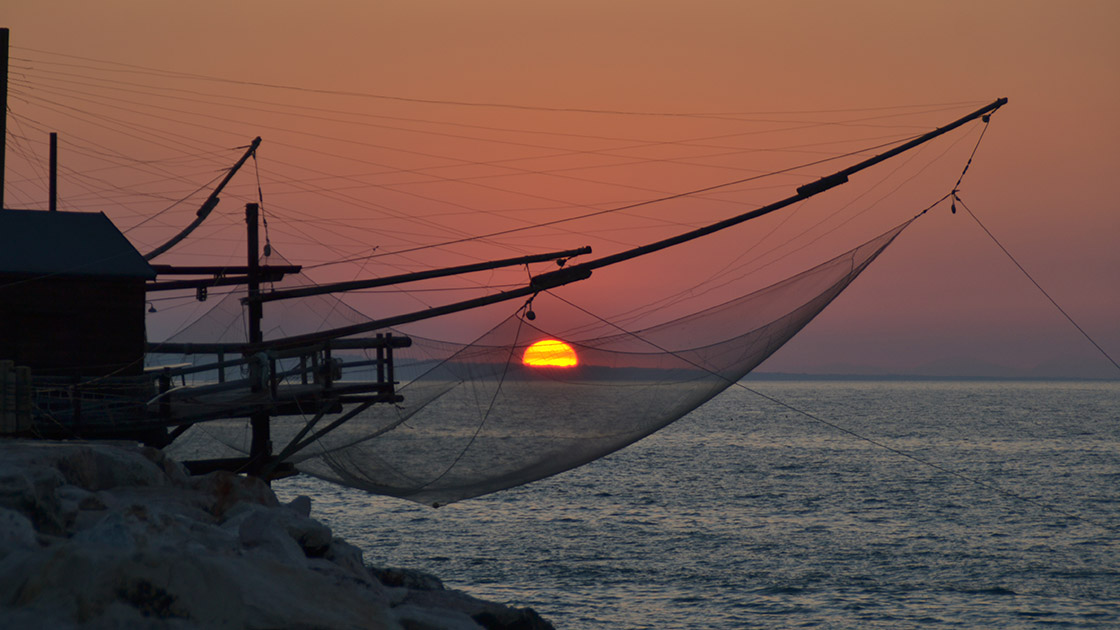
(276, 380, 1120, 629)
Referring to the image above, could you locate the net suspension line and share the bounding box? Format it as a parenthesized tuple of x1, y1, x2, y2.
(420, 314, 530, 505)
(954, 194, 1119, 374)
(515, 119, 1114, 531)
(543, 277, 1115, 535)
(947, 116, 1118, 375)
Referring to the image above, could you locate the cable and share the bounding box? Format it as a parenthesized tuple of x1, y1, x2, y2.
(12, 68, 939, 183)
(304, 134, 922, 270)
(545, 279, 1116, 534)
(9, 59, 983, 274)
(10, 47, 985, 119)
(416, 314, 528, 505)
(955, 195, 1120, 375)
(251, 152, 272, 258)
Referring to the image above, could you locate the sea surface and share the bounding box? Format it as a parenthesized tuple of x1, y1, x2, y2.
(274, 380, 1120, 629)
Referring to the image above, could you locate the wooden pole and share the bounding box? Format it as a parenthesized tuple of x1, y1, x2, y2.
(1, 28, 9, 210)
(245, 203, 271, 477)
(577, 98, 1009, 274)
(143, 137, 261, 261)
(250, 98, 1008, 352)
(250, 246, 592, 305)
(247, 203, 263, 345)
(49, 133, 57, 211)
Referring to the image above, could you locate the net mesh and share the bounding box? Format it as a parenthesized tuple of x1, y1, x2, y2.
(161, 220, 909, 506)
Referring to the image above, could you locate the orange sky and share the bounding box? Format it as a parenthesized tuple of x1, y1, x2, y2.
(4, 1, 1118, 376)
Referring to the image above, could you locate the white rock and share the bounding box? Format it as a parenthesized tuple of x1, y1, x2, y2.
(284, 513, 333, 555)
(286, 494, 312, 517)
(53, 443, 168, 490)
(325, 538, 370, 582)
(0, 606, 77, 630)
(0, 462, 65, 535)
(0, 507, 38, 554)
(231, 500, 333, 558)
(391, 603, 485, 630)
(56, 484, 106, 531)
(72, 511, 136, 550)
(189, 470, 278, 518)
(0, 440, 552, 629)
(237, 506, 309, 567)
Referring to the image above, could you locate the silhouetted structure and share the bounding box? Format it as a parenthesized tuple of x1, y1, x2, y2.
(0, 209, 155, 376)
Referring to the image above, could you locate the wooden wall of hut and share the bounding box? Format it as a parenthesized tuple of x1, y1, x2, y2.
(0, 273, 148, 376)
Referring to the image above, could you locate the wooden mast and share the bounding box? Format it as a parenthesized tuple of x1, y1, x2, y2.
(143, 137, 261, 261)
(1, 28, 9, 210)
(245, 202, 272, 477)
(250, 98, 1009, 352)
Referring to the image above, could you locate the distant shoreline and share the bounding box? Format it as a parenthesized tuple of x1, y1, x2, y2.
(746, 372, 1119, 382)
(385, 358, 1119, 382)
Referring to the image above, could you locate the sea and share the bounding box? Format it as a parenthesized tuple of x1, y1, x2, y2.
(274, 379, 1120, 629)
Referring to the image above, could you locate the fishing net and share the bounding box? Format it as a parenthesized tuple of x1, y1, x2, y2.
(159, 220, 908, 506)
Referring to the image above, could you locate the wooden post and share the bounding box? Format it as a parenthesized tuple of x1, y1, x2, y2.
(71, 376, 82, 434)
(0, 360, 11, 433)
(386, 334, 395, 394)
(49, 132, 57, 211)
(247, 203, 262, 346)
(0, 362, 33, 434)
(159, 370, 172, 419)
(15, 366, 31, 433)
(246, 203, 271, 477)
(1, 28, 9, 210)
(376, 333, 385, 385)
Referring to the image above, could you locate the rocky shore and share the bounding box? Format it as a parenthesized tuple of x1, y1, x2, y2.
(0, 440, 554, 629)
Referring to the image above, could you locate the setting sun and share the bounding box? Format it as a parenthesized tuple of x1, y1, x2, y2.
(522, 339, 579, 368)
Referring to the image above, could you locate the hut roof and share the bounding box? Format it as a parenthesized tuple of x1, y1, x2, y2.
(0, 210, 155, 279)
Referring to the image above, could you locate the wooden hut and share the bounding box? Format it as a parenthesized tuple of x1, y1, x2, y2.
(0, 209, 155, 377)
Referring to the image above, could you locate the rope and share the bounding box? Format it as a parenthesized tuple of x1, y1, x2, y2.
(252, 152, 272, 258)
(301, 134, 923, 271)
(417, 312, 528, 505)
(540, 120, 1117, 529)
(952, 116, 991, 191)
(10, 48, 985, 119)
(547, 289, 1116, 534)
(955, 195, 1120, 374)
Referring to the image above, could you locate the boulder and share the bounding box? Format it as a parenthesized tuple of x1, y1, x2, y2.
(398, 588, 556, 630)
(372, 566, 446, 591)
(391, 603, 484, 630)
(0, 461, 65, 535)
(236, 505, 310, 567)
(0, 439, 554, 630)
(0, 507, 38, 556)
(189, 470, 278, 518)
(324, 538, 370, 582)
(54, 443, 168, 490)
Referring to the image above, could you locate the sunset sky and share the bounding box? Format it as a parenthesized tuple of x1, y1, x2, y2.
(4, 1, 1118, 377)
